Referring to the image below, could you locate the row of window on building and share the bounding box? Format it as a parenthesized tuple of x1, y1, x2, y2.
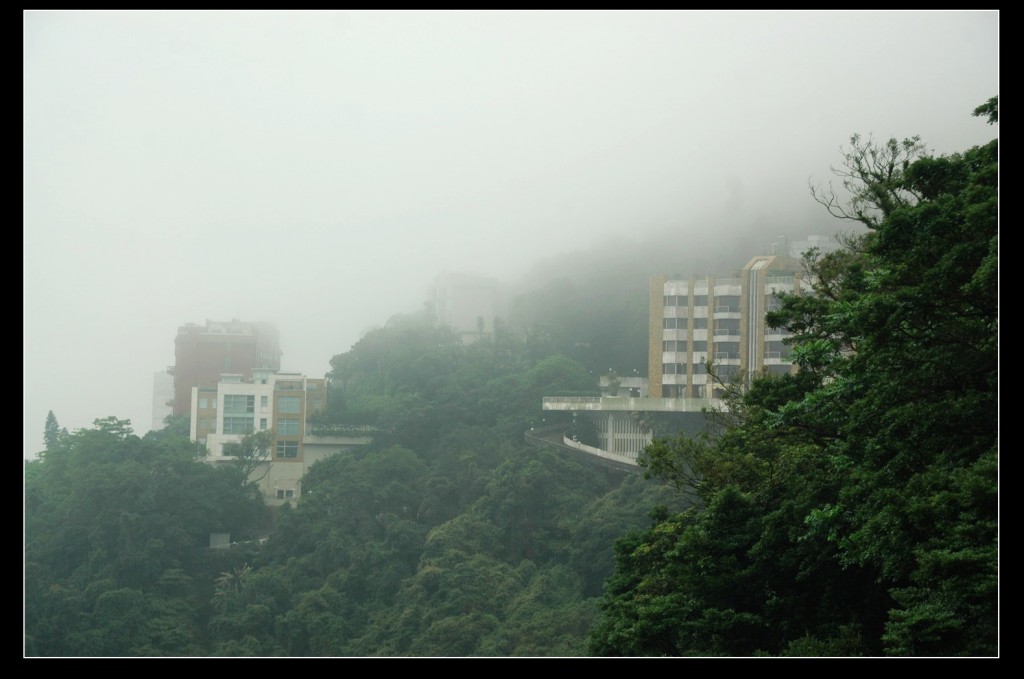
(197, 416, 304, 436)
(663, 294, 742, 308)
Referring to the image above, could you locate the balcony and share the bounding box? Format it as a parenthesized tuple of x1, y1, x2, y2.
(542, 395, 723, 412)
(763, 353, 791, 364)
(306, 423, 379, 437)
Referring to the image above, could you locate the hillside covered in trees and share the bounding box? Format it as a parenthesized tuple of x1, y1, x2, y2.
(590, 100, 998, 656)
(25, 311, 690, 656)
(25, 101, 997, 657)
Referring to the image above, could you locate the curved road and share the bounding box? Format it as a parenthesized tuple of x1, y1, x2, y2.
(524, 425, 639, 474)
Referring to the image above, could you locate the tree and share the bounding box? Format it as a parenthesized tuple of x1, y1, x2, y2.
(160, 414, 192, 438)
(92, 416, 135, 439)
(591, 98, 997, 656)
(25, 417, 268, 656)
(810, 133, 928, 229)
(973, 95, 998, 124)
(43, 410, 60, 451)
(222, 430, 273, 485)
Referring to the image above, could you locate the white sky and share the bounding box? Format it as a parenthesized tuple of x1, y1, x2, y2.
(23, 10, 998, 458)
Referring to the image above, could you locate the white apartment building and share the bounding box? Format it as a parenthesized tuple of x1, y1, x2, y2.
(544, 253, 808, 467)
(649, 254, 805, 399)
(190, 370, 371, 505)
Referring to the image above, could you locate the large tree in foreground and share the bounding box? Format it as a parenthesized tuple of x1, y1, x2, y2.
(590, 99, 997, 656)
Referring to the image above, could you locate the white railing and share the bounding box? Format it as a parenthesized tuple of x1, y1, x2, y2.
(562, 435, 639, 467)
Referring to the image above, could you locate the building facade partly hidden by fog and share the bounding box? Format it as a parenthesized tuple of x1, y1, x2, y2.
(191, 370, 372, 505)
(151, 370, 174, 431)
(787, 234, 841, 260)
(543, 253, 808, 468)
(169, 320, 282, 417)
(649, 254, 805, 399)
(431, 272, 503, 343)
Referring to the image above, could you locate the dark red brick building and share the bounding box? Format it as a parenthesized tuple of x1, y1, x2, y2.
(170, 320, 281, 416)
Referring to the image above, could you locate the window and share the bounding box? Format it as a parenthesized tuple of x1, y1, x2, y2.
(714, 295, 740, 311)
(259, 418, 267, 430)
(692, 317, 708, 329)
(224, 395, 254, 414)
(276, 489, 296, 499)
(717, 365, 740, 379)
(276, 441, 299, 458)
(260, 395, 268, 408)
(715, 319, 741, 335)
(199, 397, 209, 409)
(223, 416, 254, 435)
(277, 418, 300, 436)
(694, 295, 708, 306)
(692, 341, 707, 352)
(278, 396, 301, 414)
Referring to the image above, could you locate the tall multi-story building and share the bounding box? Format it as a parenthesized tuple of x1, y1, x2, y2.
(543, 253, 808, 467)
(170, 320, 281, 416)
(648, 254, 805, 399)
(151, 370, 174, 431)
(191, 370, 371, 504)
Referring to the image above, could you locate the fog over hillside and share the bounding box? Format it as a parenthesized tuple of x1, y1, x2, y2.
(24, 10, 998, 458)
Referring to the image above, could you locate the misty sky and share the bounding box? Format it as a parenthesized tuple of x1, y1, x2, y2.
(23, 10, 998, 458)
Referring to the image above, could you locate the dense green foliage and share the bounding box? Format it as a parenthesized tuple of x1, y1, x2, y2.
(25, 418, 269, 656)
(43, 410, 61, 450)
(589, 103, 997, 656)
(26, 100, 995, 658)
(26, 305, 684, 656)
